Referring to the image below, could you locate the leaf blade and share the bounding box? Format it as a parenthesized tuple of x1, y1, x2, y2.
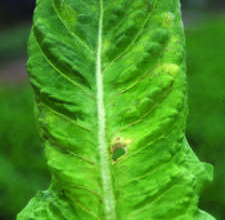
(18, 0, 215, 220)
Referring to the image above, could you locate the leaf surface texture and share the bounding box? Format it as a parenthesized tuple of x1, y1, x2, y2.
(18, 0, 215, 219)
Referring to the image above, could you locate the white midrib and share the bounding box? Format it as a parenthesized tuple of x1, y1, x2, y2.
(96, 1, 116, 220)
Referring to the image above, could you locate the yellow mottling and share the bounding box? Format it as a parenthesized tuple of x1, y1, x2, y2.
(156, 63, 180, 77)
(162, 12, 175, 27)
(102, 39, 111, 55)
(112, 136, 132, 149)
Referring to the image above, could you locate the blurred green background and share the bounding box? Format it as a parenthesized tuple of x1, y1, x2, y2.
(0, 0, 224, 220)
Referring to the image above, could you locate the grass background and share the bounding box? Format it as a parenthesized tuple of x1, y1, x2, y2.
(186, 15, 225, 219)
(0, 24, 30, 62)
(0, 15, 225, 220)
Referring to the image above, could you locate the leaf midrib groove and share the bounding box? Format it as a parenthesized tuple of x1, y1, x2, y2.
(96, 1, 116, 220)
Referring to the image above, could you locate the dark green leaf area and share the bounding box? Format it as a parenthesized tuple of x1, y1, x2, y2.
(112, 147, 126, 161)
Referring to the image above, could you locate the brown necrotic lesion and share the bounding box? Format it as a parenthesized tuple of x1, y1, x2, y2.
(111, 137, 130, 161)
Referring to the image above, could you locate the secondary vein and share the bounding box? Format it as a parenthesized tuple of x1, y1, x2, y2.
(96, 1, 116, 220)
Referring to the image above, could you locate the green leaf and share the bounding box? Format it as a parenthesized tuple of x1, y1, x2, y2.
(18, 0, 215, 219)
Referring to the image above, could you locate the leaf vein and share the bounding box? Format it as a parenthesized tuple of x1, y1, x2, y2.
(103, 0, 159, 73)
(33, 32, 95, 99)
(50, 0, 94, 54)
(39, 102, 94, 133)
(119, 76, 177, 133)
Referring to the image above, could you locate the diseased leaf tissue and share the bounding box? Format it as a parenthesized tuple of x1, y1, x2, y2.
(18, 0, 215, 219)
